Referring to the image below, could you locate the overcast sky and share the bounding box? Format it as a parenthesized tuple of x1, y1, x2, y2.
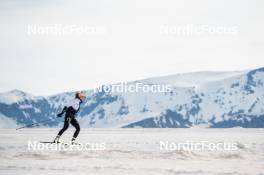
(0, 0, 263, 95)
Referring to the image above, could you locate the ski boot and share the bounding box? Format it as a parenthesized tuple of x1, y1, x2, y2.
(71, 137, 79, 145)
(53, 135, 61, 143)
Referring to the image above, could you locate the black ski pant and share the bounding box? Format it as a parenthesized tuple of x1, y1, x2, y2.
(57, 114, 80, 138)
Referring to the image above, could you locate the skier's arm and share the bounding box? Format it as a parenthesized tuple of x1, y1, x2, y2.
(57, 106, 68, 117)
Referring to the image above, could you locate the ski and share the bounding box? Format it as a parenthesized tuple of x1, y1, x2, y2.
(39, 141, 81, 146)
(39, 141, 69, 145)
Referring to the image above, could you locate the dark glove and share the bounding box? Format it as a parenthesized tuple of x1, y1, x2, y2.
(57, 113, 63, 117)
(57, 106, 68, 117)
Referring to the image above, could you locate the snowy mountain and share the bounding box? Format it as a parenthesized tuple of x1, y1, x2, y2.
(0, 67, 264, 128)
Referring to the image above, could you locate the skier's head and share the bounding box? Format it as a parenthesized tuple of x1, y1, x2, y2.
(75, 91, 86, 101)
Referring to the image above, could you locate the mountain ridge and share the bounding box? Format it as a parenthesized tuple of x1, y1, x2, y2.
(0, 67, 264, 128)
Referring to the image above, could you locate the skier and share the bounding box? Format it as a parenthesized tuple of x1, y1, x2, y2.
(53, 91, 86, 144)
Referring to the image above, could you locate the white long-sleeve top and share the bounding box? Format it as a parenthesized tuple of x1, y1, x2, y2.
(67, 98, 81, 111)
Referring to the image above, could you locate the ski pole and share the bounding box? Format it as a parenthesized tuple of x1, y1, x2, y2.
(16, 117, 58, 130)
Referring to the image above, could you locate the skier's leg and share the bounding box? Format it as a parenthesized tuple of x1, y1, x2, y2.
(70, 118, 80, 141)
(57, 116, 70, 136)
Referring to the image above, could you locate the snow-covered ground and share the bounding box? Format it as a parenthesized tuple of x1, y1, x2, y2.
(0, 128, 263, 175)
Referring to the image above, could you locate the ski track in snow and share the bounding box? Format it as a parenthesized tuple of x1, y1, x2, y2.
(0, 128, 263, 175)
